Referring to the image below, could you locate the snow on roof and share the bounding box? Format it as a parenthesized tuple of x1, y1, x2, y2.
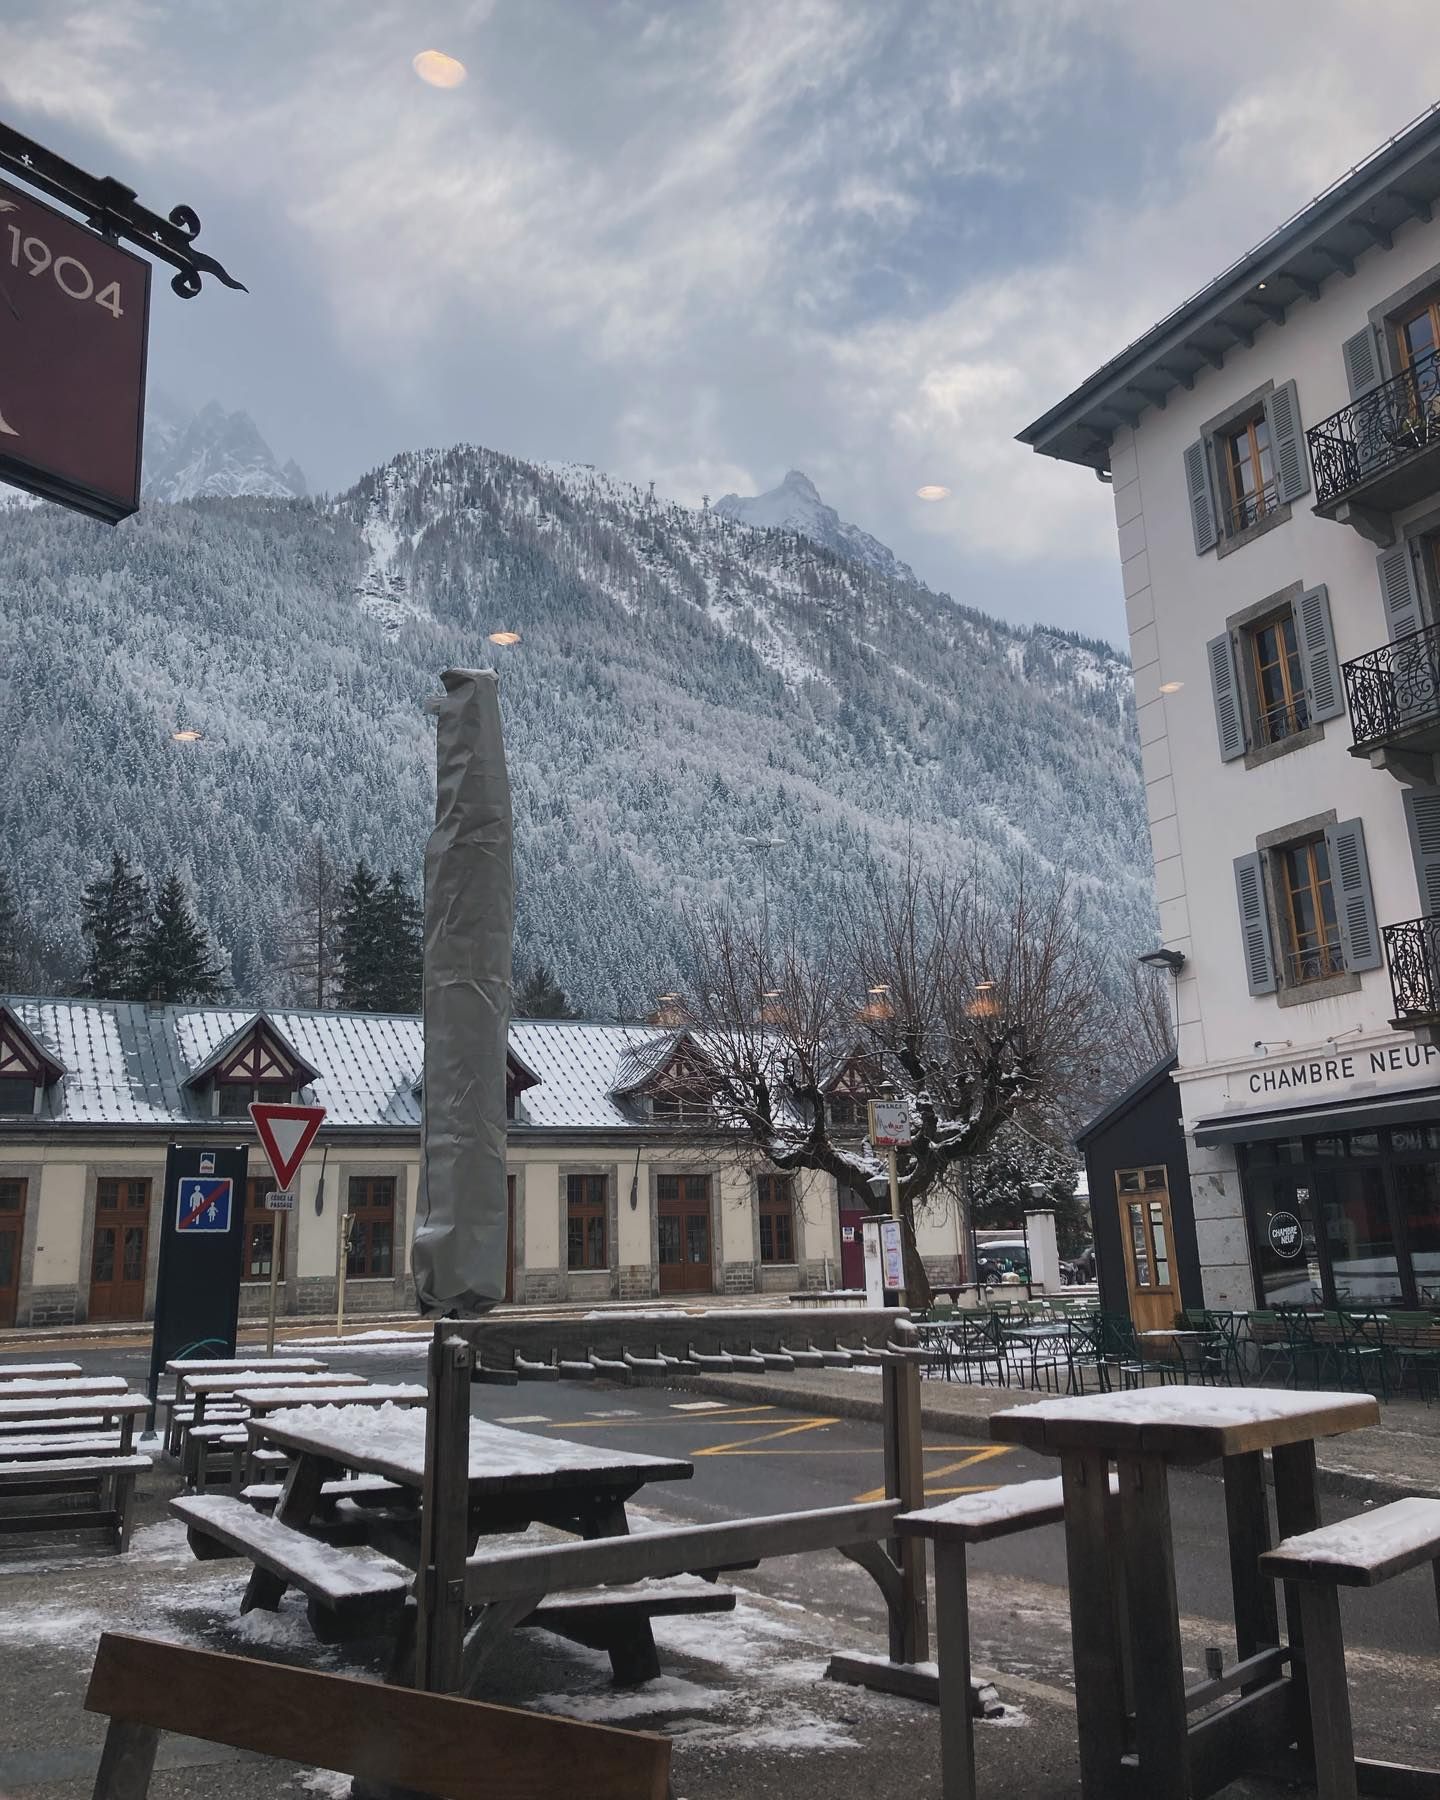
(0, 997, 680, 1135)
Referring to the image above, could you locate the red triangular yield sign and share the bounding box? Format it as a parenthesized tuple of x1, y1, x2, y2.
(249, 1101, 326, 1191)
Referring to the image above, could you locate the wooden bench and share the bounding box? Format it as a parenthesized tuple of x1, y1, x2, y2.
(171, 1492, 414, 1641)
(0, 1375, 127, 1398)
(241, 1473, 408, 1516)
(463, 1499, 899, 1687)
(1259, 1496, 1440, 1800)
(0, 1361, 82, 1378)
(0, 1450, 151, 1551)
(84, 1630, 672, 1800)
(897, 1476, 1120, 1800)
(0, 1432, 124, 1461)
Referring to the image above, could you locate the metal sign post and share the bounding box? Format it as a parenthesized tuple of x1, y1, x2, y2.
(336, 1208, 356, 1342)
(869, 1100, 911, 1307)
(263, 1190, 296, 1355)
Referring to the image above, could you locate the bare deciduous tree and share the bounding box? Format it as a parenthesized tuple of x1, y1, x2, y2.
(677, 866, 1114, 1305)
(280, 835, 341, 1009)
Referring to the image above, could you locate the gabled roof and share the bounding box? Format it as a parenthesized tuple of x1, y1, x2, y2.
(0, 1004, 66, 1086)
(181, 1010, 321, 1090)
(1074, 1055, 1178, 1151)
(610, 1028, 701, 1098)
(0, 998, 693, 1134)
(1019, 104, 1440, 470)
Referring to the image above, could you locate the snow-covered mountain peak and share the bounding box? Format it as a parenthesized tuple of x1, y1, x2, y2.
(713, 470, 918, 586)
(142, 399, 308, 504)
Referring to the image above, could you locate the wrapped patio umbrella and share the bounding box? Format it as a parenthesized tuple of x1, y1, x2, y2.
(412, 667, 513, 1315)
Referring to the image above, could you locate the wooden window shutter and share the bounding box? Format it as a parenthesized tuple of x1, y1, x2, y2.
(1403, 787, 1440, 918)
(1183, 440, 1218, 554)
(1296, 584, 1344, 723)
(1377, 542, 1424, 642)
(1342, 325, 1382, 399)
(1326, 817, 1381, 972)
(1233, 852, 1277, 995)
(1206, 632, 1246, 761)
(1264, 379, 1309, 502)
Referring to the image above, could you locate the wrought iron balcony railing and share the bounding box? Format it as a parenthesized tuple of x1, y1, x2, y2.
(1384, 913, 1440, 1022)
(1308, 349, 1440, 510)
(1342, 619, 1440, 753)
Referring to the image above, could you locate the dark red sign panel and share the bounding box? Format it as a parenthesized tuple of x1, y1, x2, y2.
(0, 175, 150, 522)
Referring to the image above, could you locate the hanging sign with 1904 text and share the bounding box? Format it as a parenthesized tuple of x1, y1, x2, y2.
(0, 174, 150, 522)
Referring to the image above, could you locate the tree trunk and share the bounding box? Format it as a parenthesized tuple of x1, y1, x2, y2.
(898, 1200, 932, 1310)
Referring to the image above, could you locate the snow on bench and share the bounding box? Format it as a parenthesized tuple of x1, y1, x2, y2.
(896, 1472, 1121, 1546)
(0, 1434, 125, 1461)
(240, 1474, 404, 1510)
(465, 1500, 902, 1604)
(0, 1362, 82, 1379)
(181, 1370, 365, 1396)
(1259, 1496, 1440, 1587)
(0, 1452, 151, 1481)
(526, 1575, 737, 1629)
(171, 1493, 413, 1618)
(0, 1393, 148, 1423)
(0, 1376, 127, 1397)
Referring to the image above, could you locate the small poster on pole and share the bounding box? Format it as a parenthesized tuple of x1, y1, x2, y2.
(868, 1100, 910, 1148)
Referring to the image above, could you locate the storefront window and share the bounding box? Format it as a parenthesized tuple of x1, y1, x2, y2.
(1315, 1167, 1401, 1305)
(1394, 1163, 1440, 1304)
(1250, 1176, 1323, 1306)
(1247, 1137, 1305, 1166)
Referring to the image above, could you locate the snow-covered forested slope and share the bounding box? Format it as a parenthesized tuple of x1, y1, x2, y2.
(0, 443, 1153, 1014)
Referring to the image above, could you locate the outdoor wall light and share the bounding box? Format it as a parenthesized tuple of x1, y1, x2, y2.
(1136, 947, 1186, 972)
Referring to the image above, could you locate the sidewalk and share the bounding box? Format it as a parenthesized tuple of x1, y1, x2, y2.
(657, 1365, 1440, 1505)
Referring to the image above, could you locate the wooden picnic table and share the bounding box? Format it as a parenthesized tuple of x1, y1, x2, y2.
(0, 1392, 149, 1448)
(234, 1401, 695, 1675)
(0, 1392, 153, 1551)
(989, 1386, 1379, 1800)
(165, 1356, 326, 1376)
(0, 1361, 83, 1379)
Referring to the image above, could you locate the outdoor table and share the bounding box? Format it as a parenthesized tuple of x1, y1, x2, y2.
(0, 1392, 149, 1448)
(164, 1357, 330, 1452)
(989, 1386, 1379, 1800)
(0, 1375, 128, 1399)
(1002, 1321, 1080, 1392)
(243, 1402, 696, 1669)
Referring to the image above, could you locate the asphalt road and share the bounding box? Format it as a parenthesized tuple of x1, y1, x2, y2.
(9, 1336, 1437, 1668)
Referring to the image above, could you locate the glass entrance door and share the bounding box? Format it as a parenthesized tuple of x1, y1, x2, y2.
(1117, 1166, 1180, 1334)
(89, 1178, 150, 1320)
(657, 1174, 713, 1293)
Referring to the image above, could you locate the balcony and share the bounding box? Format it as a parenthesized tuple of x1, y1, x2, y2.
(1308, 352, 1440, 542)
(1342, 621, 1440, 781)
(1384, 914, 1440, 1027)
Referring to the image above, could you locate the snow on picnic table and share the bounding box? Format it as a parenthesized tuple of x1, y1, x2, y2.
(260, 1402, 693, 1488)
(995, 1386, 1372, 1430)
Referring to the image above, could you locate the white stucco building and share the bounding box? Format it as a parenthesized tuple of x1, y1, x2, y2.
(1023, 107, 1440, 1314)
(0, 998, 969, 1329)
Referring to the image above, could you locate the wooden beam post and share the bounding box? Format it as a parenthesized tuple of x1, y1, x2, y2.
(882, 1354, 928, 1666)
(415, 1325, 473, 1694)
(91, 1718, 159, 1800)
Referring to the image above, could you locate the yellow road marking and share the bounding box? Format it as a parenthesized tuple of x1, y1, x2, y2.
(693, 1416, 841, 1455)
(549, 1404, 778, 1429)
(850, 1444, 1012, 1503)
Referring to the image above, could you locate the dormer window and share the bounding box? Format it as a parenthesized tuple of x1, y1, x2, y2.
(218, 1080, 292, 1119)
(651, 1092, 710, 1123)
(0, 1076, 37, 1116)
(182, 1013, 317, 1121)
(0, 1008, 65, 1117)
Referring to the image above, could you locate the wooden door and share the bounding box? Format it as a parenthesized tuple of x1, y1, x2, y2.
(0, 1177, 25, 1327)
(505, 1174, 516, 1303)
(1117, 1166, 1179, 1334)
(839, 1207, 867, 1290)
(657, 1174, 713, 1294)
(89, 1177, 151, 1321)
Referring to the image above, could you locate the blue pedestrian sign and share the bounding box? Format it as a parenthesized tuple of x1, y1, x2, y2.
(176, 1176, 233, 1233)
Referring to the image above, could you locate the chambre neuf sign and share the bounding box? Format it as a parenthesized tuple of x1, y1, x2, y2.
(1245, 1039, 1440, 1097)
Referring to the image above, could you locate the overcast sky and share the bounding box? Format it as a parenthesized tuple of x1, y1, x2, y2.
(5, 2, 1440, 641)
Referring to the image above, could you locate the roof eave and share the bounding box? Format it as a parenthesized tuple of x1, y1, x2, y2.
(1019, 111, 1440, 469)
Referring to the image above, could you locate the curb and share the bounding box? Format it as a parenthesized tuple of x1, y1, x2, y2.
(652, 1371, 1440, 1508)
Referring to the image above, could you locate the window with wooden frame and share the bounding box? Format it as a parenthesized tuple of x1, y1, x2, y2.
(0, 1076, 36, 1115)
(1220, 412, 1277, 536)
(217, 1079, 292, 1119)
(242, 1177, 276, 1281)
(757, 1173, 795, 1263)
(650, 1092, 711, 1123)
(345, 1176, 395, 1278)
(827, 1095, 865, 1130)
(1116, 1167, 1173, 1290)
(566, 1172, 608, 1270)
(1275, 835, 1344, 986)
(1246, 609, 1310, 746)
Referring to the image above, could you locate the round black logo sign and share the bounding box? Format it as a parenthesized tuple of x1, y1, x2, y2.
(1268, 1210, 1303, 1258)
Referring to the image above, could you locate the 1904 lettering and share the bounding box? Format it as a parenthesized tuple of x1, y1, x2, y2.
(6, 224, 123, 318)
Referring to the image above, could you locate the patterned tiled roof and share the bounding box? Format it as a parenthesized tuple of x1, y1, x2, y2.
(0, 999, 672, 1133)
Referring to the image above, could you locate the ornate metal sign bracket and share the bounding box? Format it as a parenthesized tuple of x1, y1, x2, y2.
(0, 118, 246, 298)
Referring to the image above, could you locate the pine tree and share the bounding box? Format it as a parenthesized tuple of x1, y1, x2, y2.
(134, 872, 227, 1003)
(280, 835, 341, 1008)
(0, 868, 20, 991)
(514, 959, 579, 1018)
(335, 859, 384, 1010)
(79, 851, 148, 999)
(372, 870, 422, 1012)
